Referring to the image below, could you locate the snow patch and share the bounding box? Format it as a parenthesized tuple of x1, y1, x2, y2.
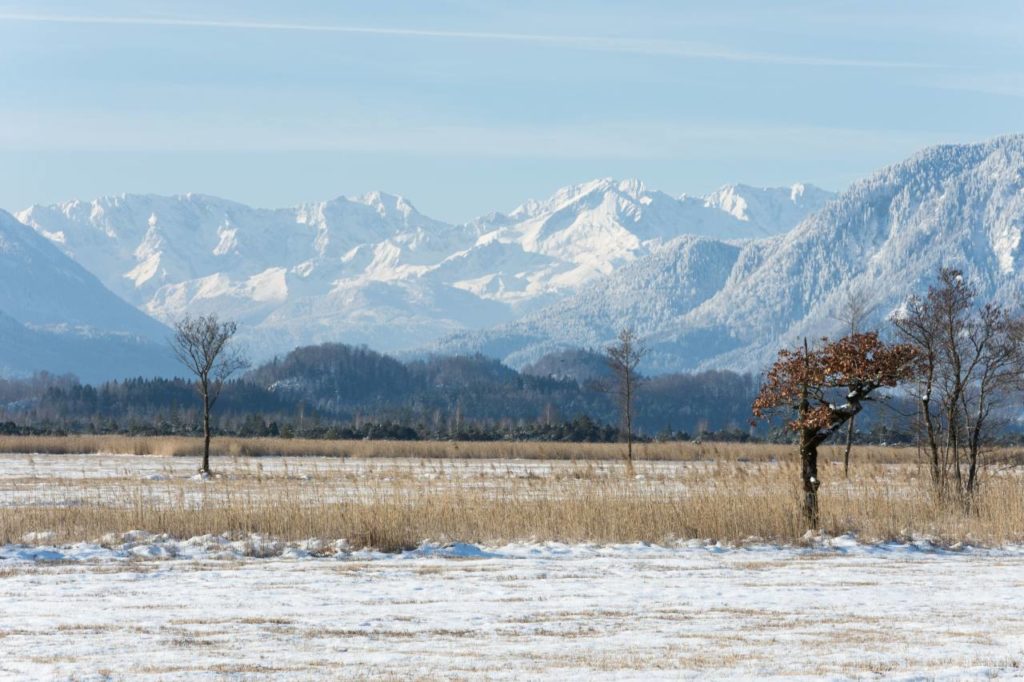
(212, 224, 238, 256)
(4, 533, 1021, 565)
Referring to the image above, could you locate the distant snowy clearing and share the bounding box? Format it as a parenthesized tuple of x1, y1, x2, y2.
(3, 536, 1024, 679)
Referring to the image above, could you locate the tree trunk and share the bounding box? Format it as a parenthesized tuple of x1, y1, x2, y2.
(965, 451, 978, 510)
(843, 415, 855, 478)
(949, 407, 963, 500)
(624, 411, 635, 475)
(798, 338, 819, 527)
(201, 388, 211, 474)
(800, 427, 821, 527)
(626, 397, 633, 464)
(965, 408, 984, 508)
(624, 368, 634, 473)
(921, 395, 941, 490)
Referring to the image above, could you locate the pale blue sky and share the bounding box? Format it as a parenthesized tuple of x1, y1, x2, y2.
(1, 1, 1022, 222)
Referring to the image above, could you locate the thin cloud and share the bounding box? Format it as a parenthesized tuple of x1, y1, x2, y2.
(933, 73, 1024, 99)
(0, 106, 949, 161)
(0, 12, 938, 69)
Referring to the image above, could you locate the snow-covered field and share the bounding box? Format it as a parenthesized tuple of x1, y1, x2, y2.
(2, 536, 1024, 680)
(3, 452, 1024, 679)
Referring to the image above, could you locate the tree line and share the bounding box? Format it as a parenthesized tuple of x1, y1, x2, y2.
(1, 340, 764, 443)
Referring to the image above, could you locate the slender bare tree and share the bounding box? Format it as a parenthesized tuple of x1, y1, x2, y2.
(892, 269, 1024, 505)
(832, 287, 878, 477)
(833, 288, 876, 336)
(170, 314, 248, 475)
(606, 329, 647, 471)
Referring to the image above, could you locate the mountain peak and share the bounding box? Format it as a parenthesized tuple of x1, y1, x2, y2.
(615, 178, 647, 196)
(507, 177, 654, 220)
(702, 182, 836, 233)
(353, 190, 421, 219)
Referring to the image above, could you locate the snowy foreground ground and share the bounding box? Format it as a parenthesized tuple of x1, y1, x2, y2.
(3, 536, 1024, 680)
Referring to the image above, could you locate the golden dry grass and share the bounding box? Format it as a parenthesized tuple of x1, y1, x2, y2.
(4, 434, 770, 459)
(8, 433, 1021, 464)
(2, 452, 1023, 550)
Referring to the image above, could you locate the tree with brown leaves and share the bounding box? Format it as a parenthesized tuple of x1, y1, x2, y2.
(753, 333, 917, 526)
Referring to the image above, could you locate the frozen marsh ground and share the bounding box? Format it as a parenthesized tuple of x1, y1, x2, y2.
(2, 538, 1024, 680)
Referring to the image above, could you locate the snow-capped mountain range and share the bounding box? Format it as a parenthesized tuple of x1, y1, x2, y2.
(8, 134, 1024, 381)
(442, 135, 1024, 373)
(15, 178, 831, 367)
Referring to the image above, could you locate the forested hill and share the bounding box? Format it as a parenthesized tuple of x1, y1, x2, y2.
(2, 343, 760, 438)
(247, 343, 761, 435)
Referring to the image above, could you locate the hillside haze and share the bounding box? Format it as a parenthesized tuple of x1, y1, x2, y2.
(0, 210, 176, 381)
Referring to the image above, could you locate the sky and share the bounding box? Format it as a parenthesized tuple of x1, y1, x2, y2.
(1, 0, 1023, 222)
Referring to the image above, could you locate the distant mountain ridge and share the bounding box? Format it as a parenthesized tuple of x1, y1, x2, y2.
(440, 135, 1024, 373)
(17, 179, 831, 363)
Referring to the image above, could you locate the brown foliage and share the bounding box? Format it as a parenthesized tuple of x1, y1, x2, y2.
(753, 332, 917, 432)
(754, 332, 917, 525)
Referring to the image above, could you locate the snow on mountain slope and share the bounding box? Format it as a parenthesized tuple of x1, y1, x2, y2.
(675, 134, 1024, 372)
(0, 210, 167, 339)
(0, 210, 176, 381)
(702, 183, 835, 236)
(16, 136, 1024, 377)
(17, 192, 484, 356)
(18, 192, 472, 313)
(441, 135, 1024, 374)
(434, 236, 744, 366)
(459, 178, 796, 305)
(18, 179, 821, 361)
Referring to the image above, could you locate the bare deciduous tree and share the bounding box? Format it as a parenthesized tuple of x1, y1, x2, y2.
(753, 333, 917, 526)
(831, 287, 878, 477)
(170, 314, 248, 475)
(892, 269, 1024, 506)
(832, 287, 876, 337)
(606, 329, 647, 471)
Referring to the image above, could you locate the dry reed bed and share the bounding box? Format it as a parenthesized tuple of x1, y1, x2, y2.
(2, 456, 1024, 550)
(0, 434, 781, 460)
(8, 434, 1024, 465)
(0, 458, 781, 505)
